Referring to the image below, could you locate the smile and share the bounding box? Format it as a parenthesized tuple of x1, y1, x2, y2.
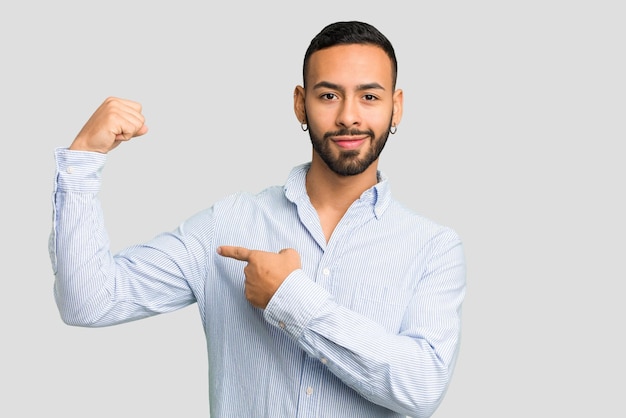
(332, 137, 367, 150)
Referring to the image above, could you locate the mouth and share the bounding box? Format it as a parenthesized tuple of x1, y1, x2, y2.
(332, 136, 367, 150)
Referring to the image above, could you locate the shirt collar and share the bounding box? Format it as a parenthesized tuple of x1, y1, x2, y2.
(284, 162, 392, 219)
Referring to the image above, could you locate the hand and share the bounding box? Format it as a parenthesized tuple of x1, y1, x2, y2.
(218, 246, 301, 309)
(69, 97, 149, 153)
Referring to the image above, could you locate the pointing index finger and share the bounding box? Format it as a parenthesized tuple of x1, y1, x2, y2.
(218, 245, 252, 261)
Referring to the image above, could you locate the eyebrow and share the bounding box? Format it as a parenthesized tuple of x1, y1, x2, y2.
(312, 81, 386, 93)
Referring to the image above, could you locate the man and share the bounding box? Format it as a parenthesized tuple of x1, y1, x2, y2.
(50, 21, 466, 417)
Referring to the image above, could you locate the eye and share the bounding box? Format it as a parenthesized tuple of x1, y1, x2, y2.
(321, 93, 338, 100)
(363, 94, 378, 101)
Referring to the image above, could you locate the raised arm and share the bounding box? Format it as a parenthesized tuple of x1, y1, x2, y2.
(49, 97, 196, 327)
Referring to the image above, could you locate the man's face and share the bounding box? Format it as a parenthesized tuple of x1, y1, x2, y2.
(301, 44, 402, 176)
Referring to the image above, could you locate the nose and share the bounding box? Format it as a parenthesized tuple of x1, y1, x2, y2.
(336, 98, 361, 128)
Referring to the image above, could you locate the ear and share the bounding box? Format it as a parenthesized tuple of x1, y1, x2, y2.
(391, 88, 404, 127)
(293, 85, 307, 124)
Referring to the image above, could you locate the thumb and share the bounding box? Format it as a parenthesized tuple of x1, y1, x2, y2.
(278, 248, 301, 268)
(114, 123, 149, 141)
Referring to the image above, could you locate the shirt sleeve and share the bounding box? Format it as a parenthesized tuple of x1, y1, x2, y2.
(49, 148, 199, 327)
(264, 231, 466, 418)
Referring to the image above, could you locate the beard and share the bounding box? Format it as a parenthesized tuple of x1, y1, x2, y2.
(308, 119, 392, 176)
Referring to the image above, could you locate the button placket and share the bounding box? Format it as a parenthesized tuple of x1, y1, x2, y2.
(298, 355, 323, 415)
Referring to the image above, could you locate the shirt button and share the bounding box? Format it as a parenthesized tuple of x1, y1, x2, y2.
(320, 357, 328, 365)
(278, 321, 286, 329)
(306, 386, 314, 396)
(322, 268, 330, 276)
(66, 166, 74, 174)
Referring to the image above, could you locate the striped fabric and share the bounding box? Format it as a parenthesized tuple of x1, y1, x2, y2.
(50, 148, 466, 418)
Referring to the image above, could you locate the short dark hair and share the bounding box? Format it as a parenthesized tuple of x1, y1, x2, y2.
(303, 21, 398, 89)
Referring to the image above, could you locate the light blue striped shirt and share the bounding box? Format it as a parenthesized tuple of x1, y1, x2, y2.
(50, 148, 466, 417)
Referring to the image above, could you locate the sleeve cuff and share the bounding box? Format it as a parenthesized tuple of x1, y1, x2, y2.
(264, 269, 331, 340)
(54, 147, 107, 193)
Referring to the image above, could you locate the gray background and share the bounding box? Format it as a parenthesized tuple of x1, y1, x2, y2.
(1, 0, 624, 416)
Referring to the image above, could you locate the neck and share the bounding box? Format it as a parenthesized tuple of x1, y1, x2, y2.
(305, 155, 379, 213)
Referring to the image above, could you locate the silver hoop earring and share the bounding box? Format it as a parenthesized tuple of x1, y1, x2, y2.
(389, 124, 397, 135)
(301, 122, 308, 132)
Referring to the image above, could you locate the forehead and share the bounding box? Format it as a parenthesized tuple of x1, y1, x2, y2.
(307, 44, 394, 89)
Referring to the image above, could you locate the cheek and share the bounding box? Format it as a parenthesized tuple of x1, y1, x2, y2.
(364, 109, 393, 131)
(305, 110, 334, 133)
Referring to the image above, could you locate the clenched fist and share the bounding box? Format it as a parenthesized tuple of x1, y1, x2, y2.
(69, 97, 149, 153)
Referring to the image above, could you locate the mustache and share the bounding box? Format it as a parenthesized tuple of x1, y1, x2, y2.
(323, 128, 375, 139)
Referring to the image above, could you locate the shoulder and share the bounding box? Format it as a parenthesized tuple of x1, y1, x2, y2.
(386, 199, 462, 246)
(211, 185, 290, 221)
